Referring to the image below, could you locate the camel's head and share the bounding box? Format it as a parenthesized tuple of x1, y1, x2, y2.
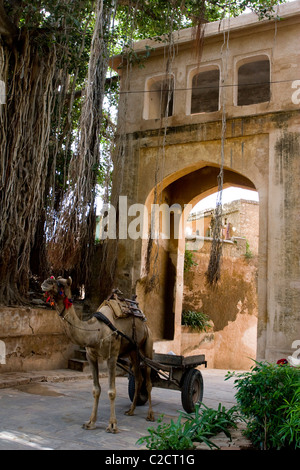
(41, 276, 73, 309)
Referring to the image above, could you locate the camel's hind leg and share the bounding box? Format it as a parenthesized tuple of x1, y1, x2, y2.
(144, 333, 154, 422)
(83, 354, 100, 430)
(125, 349, 154, 421)
(145, 364, 154, 422)
(125, 351, 143, 417)
(106, 355, 119, 433)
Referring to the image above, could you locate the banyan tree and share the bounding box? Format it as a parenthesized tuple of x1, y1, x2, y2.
(0, 0, 115, 304)
(0, 0, 283, 305)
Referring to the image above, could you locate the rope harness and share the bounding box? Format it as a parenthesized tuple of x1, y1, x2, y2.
(93, 310, 136, 347)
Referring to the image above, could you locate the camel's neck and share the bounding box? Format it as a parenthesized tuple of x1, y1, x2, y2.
(58, 304, 101, 347)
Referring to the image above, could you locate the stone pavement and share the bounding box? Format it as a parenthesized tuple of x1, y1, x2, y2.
(0, 368, 253, 451)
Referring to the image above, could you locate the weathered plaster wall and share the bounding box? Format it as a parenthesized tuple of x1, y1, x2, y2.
(0, 308, 76, 372)
(263, 127, 300, 361)
(183, 244, 258, 369)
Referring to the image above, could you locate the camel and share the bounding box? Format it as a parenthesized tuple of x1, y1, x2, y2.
(41, 276, 154, 433)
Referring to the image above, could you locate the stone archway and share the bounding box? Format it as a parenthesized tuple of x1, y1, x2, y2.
(134, 164, 260, 368)
(112, 109, 300, 366)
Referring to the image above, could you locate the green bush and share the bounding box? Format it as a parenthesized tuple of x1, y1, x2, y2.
(184, 249, 197, 272)
(277, 384, 300, 448)
(137, 403, 240, 450)
(245, 239, 253, 259)
(182, 310, 211, 332)
(226, 361, 300, 450)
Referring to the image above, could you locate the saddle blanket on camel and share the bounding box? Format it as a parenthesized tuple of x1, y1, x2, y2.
(98, 288, 147, 322)
(93, 289, 147, 347)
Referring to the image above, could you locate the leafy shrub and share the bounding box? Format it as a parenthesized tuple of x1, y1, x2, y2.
(226, 361, 300, 450)
(137, 403, 240, 450)
(137, 414, 194, 450)
(245, 239, 253, 259)
(182, 310, 211, 332)
(277, 384, 300, 448)
(184, 249, 197, 272)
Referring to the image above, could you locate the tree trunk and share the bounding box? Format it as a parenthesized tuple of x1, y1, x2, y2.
(0, 33, 56, 304)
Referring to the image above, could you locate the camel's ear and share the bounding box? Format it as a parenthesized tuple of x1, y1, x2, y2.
(67, 277, 72, 286)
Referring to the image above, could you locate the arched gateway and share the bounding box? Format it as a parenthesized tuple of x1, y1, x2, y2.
(108, 2, 300, 367)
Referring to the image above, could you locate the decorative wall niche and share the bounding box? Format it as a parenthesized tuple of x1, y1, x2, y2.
(190, 67, 220, 114)
(144, 74, 174, 119)
(237, 56, 270, 106)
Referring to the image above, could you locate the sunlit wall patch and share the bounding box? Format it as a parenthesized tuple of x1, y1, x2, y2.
(0, 340, 6, 364)
(0, 79, 6, 105)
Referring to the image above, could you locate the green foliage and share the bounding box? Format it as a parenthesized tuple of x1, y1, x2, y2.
(184, 249, 197, 272)
(277, 385, 300, 448)
(226, 361, 300, 449)
(182, 310, 211, 332)
(137, 413, 195, 450)
(137, 403, 240, 450)
(245, 239, 253, 259)
(116, 0, 287, 42)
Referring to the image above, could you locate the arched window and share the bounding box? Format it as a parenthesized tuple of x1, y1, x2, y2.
(237, 56, 270, 106)
(191, 67, 220, 114)
(145, 75, 174, 119)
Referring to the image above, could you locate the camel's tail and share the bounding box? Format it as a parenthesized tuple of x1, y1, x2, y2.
(143, 324, 153, 361)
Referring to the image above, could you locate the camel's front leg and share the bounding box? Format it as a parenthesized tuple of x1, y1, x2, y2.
(106, 355, 118, 433)
(83, 354, 100, 430)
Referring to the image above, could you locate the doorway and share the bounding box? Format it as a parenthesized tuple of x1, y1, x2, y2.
(139, 164, 259, 368)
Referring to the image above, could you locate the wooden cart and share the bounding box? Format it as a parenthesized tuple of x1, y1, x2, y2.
(117, 352, 207, 413)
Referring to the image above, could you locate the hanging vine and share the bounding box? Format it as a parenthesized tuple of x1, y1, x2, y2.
(205, 8, 230, 286)
(0, 32, 57, 303)
(48, 0, 118, 289)
(0, 0, 97, 304)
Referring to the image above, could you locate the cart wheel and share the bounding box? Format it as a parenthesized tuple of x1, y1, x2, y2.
(181, 368, 203, 413)
(128, 374, 148, 406)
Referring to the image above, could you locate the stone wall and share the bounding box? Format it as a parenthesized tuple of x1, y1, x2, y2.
(183, 240, 258, 369)
(0, 307, 76, 372)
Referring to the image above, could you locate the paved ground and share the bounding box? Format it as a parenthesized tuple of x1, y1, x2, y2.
(0, 368, 252, 451)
